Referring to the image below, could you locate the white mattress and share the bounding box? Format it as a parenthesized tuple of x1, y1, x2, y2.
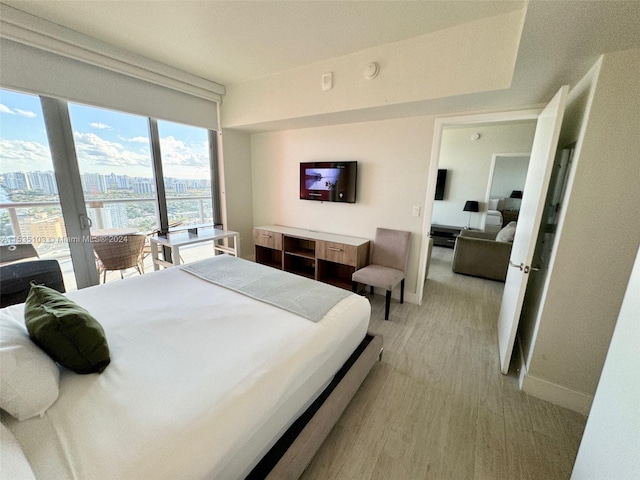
(2, 262, 370, 479)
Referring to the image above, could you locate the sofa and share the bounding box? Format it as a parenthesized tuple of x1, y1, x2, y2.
(451, 224, 515, 282)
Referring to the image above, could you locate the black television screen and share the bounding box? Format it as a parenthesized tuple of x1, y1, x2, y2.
(435, 169, 447, 200)
(300, 161, 357, 203)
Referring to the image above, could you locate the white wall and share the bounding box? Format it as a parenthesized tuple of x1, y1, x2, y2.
(221, 129, 254, 259)
(521, 48, 640, 414)
(250, 116, 435, 302)
(432, 122, 536, 229)
(490, 156, 529, 199)
(222, 10, 524, 130)
(571, 246, 640, 480)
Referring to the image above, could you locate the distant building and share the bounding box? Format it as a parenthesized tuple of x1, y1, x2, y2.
(22, 214, 67, 245)
(87, 203, 129, 229)
(26, 171, 58, 195)
(132, 179, 154, 194)
(174, 181, 187, 194)
(4, 172, 28, 190)
(82, 172, 107, 194)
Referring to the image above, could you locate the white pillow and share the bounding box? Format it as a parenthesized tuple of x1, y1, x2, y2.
(495, 221, 517, 242)
(0, 422, 36, 480)
(0, 310, 60, 421)
(488, 198, 499, 210)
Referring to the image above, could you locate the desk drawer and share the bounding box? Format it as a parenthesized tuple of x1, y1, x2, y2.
(254, 229, 282, 250)
(317, 241, 358, 266)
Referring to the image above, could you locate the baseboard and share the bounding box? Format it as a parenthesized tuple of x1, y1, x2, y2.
(521, 373, 593, 416)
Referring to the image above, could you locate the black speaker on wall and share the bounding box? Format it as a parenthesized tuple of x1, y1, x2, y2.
(435, 169, 447, 200)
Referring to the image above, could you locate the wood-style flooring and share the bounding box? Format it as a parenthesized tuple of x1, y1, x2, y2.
(300, 246, 586, 480)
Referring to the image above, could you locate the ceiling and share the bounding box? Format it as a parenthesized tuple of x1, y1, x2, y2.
(2, 1, 639, 129)
(2, 0, 525, 85)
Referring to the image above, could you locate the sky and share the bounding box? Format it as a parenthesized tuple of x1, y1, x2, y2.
(0, 88, 210, 180)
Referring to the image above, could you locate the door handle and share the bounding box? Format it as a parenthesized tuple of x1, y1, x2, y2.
(509, 260, 524, 271)
(79, 214, 93, 230)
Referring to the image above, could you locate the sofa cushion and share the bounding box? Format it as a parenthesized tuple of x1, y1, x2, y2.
(495, 221, 517, 242)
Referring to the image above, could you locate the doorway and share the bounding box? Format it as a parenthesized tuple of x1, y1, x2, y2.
(418, 109, 540, 296)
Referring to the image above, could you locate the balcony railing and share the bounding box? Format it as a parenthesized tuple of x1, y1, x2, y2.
(0, 196, 214, 290)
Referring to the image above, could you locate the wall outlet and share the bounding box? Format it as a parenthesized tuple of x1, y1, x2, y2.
(412, 206, 420, 217)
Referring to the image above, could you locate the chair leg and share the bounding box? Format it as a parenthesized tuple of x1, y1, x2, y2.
(370, 286, 374, 294)
(352, 281, 358, 293)
(400, 279, 405, 304)
(385, 290, 391, 320)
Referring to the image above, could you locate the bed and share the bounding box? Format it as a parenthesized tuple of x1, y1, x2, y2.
(0, 255, 380, 479)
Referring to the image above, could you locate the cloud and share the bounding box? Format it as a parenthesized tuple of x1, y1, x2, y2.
(160, 136, 208, 167)
(73, 131, 151, 169)
(89, 122, 112, 130)
(127, 136, 149, 144)
(0, 138, 52, 172)
(0, 104, 37, 118)
(14, 109, 37, 118)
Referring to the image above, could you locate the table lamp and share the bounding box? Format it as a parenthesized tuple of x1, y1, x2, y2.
(463, 200, 479, 229)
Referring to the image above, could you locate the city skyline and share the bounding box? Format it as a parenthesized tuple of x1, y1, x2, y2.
(0, 169, 211, 198)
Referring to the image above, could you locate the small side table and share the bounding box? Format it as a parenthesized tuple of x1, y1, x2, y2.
(150, 228, 240, 270)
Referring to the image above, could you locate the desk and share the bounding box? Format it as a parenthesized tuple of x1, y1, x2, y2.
(150, 229, 240, 270)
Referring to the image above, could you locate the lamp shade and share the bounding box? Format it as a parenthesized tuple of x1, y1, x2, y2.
(510, 190, 523, 199)
(463, 200, 479, 212)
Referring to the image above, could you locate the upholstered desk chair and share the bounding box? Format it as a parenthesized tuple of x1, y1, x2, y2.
(0, 243, 39, 265)
(0, 259, 65, 307)
(352, 228, 411, 320)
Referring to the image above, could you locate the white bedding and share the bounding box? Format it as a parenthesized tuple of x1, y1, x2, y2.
(2, 260, 370, 479)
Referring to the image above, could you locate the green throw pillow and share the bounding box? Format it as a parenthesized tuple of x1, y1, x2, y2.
(24, 284, 110, 374)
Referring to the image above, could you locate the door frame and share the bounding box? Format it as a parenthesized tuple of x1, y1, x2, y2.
(416, 109, 542, 304)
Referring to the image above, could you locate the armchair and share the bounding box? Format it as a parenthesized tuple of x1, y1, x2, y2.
(452, 229, 512, 282)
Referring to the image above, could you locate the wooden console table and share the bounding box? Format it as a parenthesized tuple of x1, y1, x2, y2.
(254, 225, 370, 290)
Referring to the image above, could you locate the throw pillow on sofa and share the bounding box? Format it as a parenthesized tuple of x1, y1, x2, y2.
(495, 221, 517, 242)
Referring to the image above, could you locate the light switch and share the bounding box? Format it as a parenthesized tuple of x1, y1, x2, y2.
(322, 72, 333, 91)
(412, 206, 420, 217)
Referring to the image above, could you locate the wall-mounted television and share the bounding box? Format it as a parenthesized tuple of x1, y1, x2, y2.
(435, 169, 447, 200)
(300, 161, 357, 203)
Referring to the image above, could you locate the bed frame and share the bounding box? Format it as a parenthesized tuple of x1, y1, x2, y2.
(247, 333, 383, 480)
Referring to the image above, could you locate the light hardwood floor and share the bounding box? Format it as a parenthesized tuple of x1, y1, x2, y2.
(301, 246, 586, 480)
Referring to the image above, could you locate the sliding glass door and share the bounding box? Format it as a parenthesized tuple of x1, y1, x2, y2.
(0, 89, 79, 290)
(68, 102, 159, 236)
(2, 88, 220, 288)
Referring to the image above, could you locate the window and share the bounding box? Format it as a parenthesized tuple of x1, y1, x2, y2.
(68, 103, 158, 234)
(0, 88, 77, 290)
(1, 88, 221, 288)
(158, 120, 213, 227)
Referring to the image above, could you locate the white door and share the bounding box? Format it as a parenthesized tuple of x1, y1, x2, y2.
(497, 86, 569, 374)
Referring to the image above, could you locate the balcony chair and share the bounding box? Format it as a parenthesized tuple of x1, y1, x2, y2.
(352, 228, 412, 320)
(92, 234, 146, 283)
(0, 259, 65, 308)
